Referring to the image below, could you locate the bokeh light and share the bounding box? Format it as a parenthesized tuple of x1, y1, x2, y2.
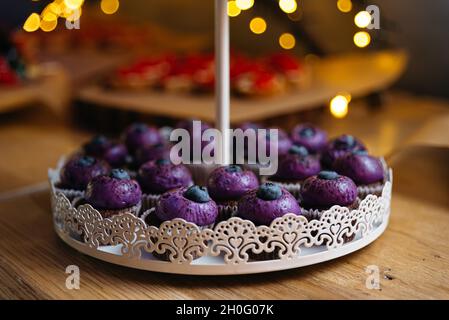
(353, 31, 371, 48)
(23, 13, 41, 32)
(235, 0, 254, 10)
(101, 0, 120, 15)
(227, 1, 241, 17)
(249, 17, 267, 34)
(337, 0, 352, 13)
(279, 0, 297, 14)
(330, 95, 349, 118)
(279, 33, 296, 49)
(354, 11, 372, 28)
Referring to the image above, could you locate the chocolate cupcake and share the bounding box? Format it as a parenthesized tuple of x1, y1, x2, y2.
(268, 145, 321, 198)
(237, 182, 302, 260)
(334, 151, 385, 198)
(207, 165, 259, 221)
(137, 159, 193, 210)
(122, 122, 162, 154)
(58, 155, 110, 199)
(291, 124, 328, 154)
(321, 134, 366, 169)
(83, 135, 130, 168)
(85, 169, 142, 218)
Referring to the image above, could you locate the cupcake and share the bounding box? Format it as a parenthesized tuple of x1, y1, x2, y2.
(58, 155, 110, 199)
(151, 185, 218, 261)
(300, 170, 358, 216)
(83, 135, 130, 168)
(290, 124, 328, 154)
(237, 182, 302, 260)
(122, 122, 162, 154)
(299, 171, 359, 243)
(137, 159, 193, 210)
(207, 165, 259, 221)
(268, 145, 321, 198)
(85, 169, 142, 218)
(260, 128, 292, 157)
(321, 134, 366, 169)
(334, 151, 385, 198)
(135, 143, 171, 167)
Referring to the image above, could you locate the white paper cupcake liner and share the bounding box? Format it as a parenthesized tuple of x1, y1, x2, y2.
(217, 202, 238, 222)
(142, 193, 161, 211)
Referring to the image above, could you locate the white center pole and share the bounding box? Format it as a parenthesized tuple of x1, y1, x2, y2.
(215, 0, 230, 165)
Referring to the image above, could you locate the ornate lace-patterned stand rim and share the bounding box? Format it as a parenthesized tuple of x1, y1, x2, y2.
(54, 217, 388, 275)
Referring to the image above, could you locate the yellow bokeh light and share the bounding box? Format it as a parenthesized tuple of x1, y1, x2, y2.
(40, 17, 58, 32)
(65, 7, 82, 22)
(64, 0, 84, 10)
(353, 31, 371, 48)
(279, 33, 296, 50)
(23, 13, 41, 32)
(227, 1, 241, 17)
(249, 17, 267, 34)
(101, 0, 120, 15)
(337, 0, 352, 13)
(279, 0, 297, 14)
(330, 95, 349, 119)
(236, 0, 254, 10)
(354, 11, 372, 28)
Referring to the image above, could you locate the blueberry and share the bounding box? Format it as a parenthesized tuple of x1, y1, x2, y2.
(110, 168, 130, 180)
(299, 127, 315, 138)
(184, 185, 211, 203)
(156, 158, 170, 165)
(77, 156, 95, 167)
(289, 145, 309, 157)
(257, 182, 282, 201)
(318, 171, 339, 180)
(352, 149, 368, 155)
(225, 165, 242, 173)
(335, 135, 355, 149)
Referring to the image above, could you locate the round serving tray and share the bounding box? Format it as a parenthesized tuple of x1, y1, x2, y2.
(49, 167, 392, 275)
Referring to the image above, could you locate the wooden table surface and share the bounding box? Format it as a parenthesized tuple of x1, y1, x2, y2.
(0, 92, 448, 299)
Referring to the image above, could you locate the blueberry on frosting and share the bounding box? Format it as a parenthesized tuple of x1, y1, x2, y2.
(288, 145, 309, 157)
(318, 170, 339, 180)
(256, 182, 282, 201)
(110, 168, 130, 180)
(184, 185, 211, 203)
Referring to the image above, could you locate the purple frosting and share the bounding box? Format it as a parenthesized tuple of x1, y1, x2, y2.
(137, 160, 193, 194)
(207, 165, 259, 202)
(334, 152, 384, 185)
(291, 124, 328, 153)
(123, 123, 162, 153)
(135, 143, 171, 166)
(155, 187, 218, 226)
(60, 155, 110, 190)
(300, 173, 357, 209)
(102, 143, 129, 167)
(321, 134, 366, 168)
(83, 135, 112, 158)
(85, 174, 142, 210)
(274, 153, 321, 181)
(257, 129, 292, 157)
(238, 185, 302, 225)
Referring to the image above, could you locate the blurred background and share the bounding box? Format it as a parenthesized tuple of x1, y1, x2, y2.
(0, 0, 448, 197)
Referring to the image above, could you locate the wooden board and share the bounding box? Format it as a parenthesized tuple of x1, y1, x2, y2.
(77, 50, 407, 123)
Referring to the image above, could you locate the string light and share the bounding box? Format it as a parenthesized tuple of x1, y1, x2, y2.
(353, 31, 371, 48)
(235, 0, 254, 10)
(279, 33, 296, 49)
(337, 0, 352, 13)
(227, 1, 241, 17)
(23, 13, 41, 32)
(330, 95, 349, 118)
(354, 11, 372, 28)
(249, 17, 267, 34)
(279, 0, 297, 14)
(101, 0, 120, 15)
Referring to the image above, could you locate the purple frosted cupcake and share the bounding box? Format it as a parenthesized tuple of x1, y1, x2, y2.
(321, 134, 366, 169)
(207, 165, 259, 221)
(135, 143, 171, 166)
(137, 159, 193, 209)
(85, 169, 142, 218)
(122, 122, 162, 154)
(83, 135, 131, 168)
(260, 128, 292, 157)
(268, 145, 321, 198)
(334, 151, 385, 198)
(291, 124, 328, 153)
(58, 155, 110, 199)
(237, 182, 302, 260)
(300, 170, 358, 220)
